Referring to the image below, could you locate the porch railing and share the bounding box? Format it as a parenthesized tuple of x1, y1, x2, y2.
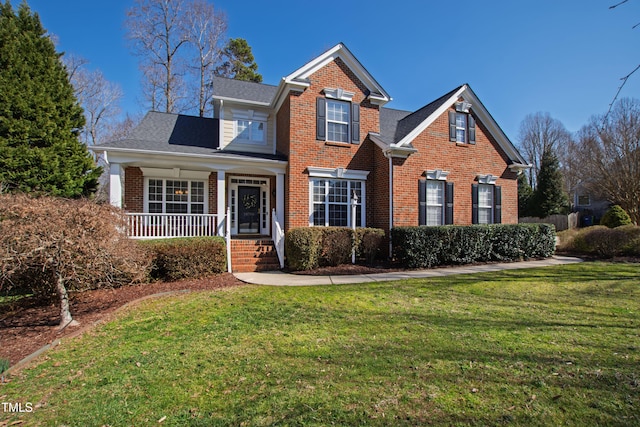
(271, 208, 285, 269)
(126, 213, 221, 239)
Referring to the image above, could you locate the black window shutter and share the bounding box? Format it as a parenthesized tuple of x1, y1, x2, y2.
(418, 179, 426, 226)
(493, 185, 502, 224)
(351, 103, 360, 144)
(445, 182, 454, 225)
(316, 97, 326, 141)
(471, 184, 479, 224)
(468, 114, 476, 144)
(449, 111, 457, 142)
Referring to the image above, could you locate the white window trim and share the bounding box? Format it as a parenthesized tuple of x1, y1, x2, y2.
(477, 183, 494, 225)
(307, 166, 370, 180)
(426, 180, 445, 226)
(323, 87, 355, 102)
(308, 178, 366, 227)
(231, 109, 268, 145)
(425, 169, 449, 181)
(143, 177, 209, 214)
(326, 99, 351, 143)
(476, 174, 498, 185)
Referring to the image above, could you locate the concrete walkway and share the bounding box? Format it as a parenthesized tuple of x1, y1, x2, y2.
(234, 255, 584, 286)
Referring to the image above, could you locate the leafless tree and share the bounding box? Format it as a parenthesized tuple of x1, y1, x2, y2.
(184, 0, 227, 117)
(125, 0, 190, 113)
(575, 98, 640, 224)
(64, 54, 124, 146)
(517, 112, 573, 189)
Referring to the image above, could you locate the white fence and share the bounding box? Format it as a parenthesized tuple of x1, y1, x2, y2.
(519, 213, 579, 231)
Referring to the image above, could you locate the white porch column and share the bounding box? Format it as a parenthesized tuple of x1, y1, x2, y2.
(109, 163, 123, 208)
(216, 170, 226, 236)
(276, 172, 285, 227)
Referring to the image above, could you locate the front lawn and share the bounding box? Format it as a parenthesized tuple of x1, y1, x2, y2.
(1, 262, 639, 426)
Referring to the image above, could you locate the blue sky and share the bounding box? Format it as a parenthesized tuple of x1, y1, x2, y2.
(25, 0, 640, 142)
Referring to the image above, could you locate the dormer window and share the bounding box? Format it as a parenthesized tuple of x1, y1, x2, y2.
(232, 109, 268, 145)
(237, 119, 265, 142)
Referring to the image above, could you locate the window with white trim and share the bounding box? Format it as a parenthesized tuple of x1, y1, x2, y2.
(147, 179, 205, 214)
(236, 119, 265, 143)
(455, 113, 468, 143)
(311, 179, 364, 227)
(477, 184, 493, 224)
(326, 100, 350, 143)
(426, 180, 444, 226)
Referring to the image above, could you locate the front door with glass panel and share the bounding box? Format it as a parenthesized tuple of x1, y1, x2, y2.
(229, 177, 270, 235)
(238, 186, 260, 234)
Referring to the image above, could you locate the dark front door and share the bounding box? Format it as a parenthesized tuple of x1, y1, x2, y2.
(238, 186, 261, 234)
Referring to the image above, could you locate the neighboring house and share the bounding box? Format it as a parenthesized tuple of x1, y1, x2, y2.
(571, 182, 610, 226)
(92, 43, 530, 272)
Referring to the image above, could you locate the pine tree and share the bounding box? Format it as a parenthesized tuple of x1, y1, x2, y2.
(517, 172, 534, 217)
(531, 147, 570, 218)
(215, 38, 262, 83)
(0, 1, 101, 197)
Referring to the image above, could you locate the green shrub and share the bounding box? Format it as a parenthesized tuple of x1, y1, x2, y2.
(392, 224, 556, 269)
(285, 228, 322, 271)
(285, 227, 386, 271)
(600, 205, 632, 228)
(142, 237, 226, 281)
(355, 228, 385, 265)
(319, 227, 353, 267)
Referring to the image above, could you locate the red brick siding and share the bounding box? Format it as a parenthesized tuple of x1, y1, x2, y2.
(123, 167, 143, 213)
(392, 105, 518, 225)
(284, 57, 380, 230)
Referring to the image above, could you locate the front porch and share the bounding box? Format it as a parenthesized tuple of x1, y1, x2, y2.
(124, 210, 284, 273)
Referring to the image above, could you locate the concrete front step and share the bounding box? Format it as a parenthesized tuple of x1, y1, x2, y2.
(231, 238, 281, 272)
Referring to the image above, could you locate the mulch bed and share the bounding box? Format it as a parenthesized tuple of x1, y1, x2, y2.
(0, 274, 245, 367)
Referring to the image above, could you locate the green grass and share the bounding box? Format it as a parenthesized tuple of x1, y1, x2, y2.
(2, 262, 639, 426)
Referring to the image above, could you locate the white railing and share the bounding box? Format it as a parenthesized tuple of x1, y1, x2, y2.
(272, 208, 285, 269)
(126, 213, 220, 239)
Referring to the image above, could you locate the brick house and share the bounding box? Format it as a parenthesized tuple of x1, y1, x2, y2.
(92, 43, 530, 272)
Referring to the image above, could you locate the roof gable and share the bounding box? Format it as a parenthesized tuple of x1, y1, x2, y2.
(388, 85, 529, 166)
(275, 43, 391, 107)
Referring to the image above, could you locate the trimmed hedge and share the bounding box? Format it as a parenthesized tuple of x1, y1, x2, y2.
(391, 224, 556, 269)
(285, 227, 385, 271)
(600, 205, 633, 228)
(141, 236, 227, 281)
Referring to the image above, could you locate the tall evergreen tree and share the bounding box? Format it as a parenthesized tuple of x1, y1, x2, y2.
(517, 172, 534, 217)
(215, 38, 262, 82)
(531, 147, 570, 218)
(0, 1, 101, 197)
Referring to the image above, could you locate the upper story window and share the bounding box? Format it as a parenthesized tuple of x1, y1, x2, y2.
(448, 102, 476, 144)
(236, 119, 265, 143)
(577, 194, 591, 206)
(316, 89, 361, 144)
(232, 109, 268, 144)
(327, 100, 350, 143)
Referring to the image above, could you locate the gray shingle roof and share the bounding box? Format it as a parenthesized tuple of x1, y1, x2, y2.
(379, 85, 464, 145)
(92, 111, 286, 161)
(211, 76, 278, 104)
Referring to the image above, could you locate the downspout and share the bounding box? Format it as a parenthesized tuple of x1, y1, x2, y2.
(388, 152, 393, 259)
